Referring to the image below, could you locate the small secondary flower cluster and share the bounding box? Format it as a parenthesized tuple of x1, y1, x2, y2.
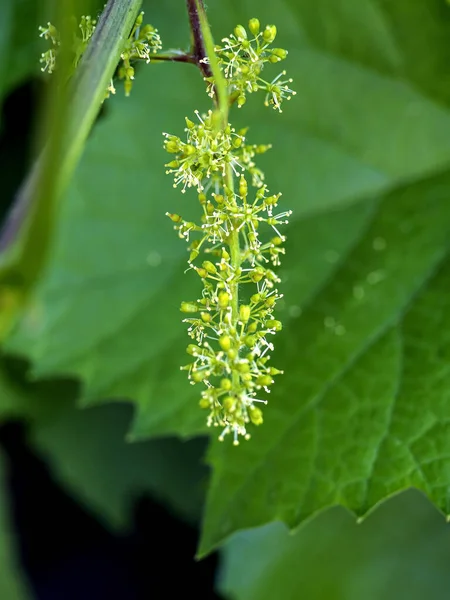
(38, 12, 162, 96)
(165, 19, 294, 444)
(39, 16, 97, 75)
(205, 19, 296, 111)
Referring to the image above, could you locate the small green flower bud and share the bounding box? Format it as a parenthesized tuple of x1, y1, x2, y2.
(237, 95, 246, 108)
(199, 397, 210, 409)
(223, 396, 235, 410)
(247, 322, 258, 333)
(237, 362, 250, 373)
(196, 267, 208, 278)
(189, 249, 199, 262)
(263, 25, 277, 43)
(272, 48, 288, 59)
(227, 348, 237, 360)
(249, 406, 263, 425)
(265, 296, 276, 307)
(269, 367, 284, 376)
(244, 335, 257, 347)
(180, 302, 198, 313)
(185, 117, 195, 129)
(250, 266, 265, 283)
(221, 378, 232, 391)
(239, 176, 248, 197)
(272, 236, 283, 245)
(239, 305, 251, 323)
(266, 319, 282, 331)
(186, 344, 201, 356)
(255, 144, 272, 154)
(184, 144, 196, 155)
(201, 312, 211, 323)
(166, 212, 182, 223)
(202, 261, 217, 274)
(251, 293, 262, 303)
(234, 24, 247, 40)
(265, 194, 279, 206)
(165, 160, 180, 168)
(206, 202, 215, 215)
(198, 192, 207, 204)
(219, 335, 232, 351)
(135, 12, 144, 27)
(192, 370, 207, 383)
(165, 140, 179, 153)
(124, 79, 133, 96)
(218, 291, 230, 309)
(257, 375, 273, 387)
(248, 18, 260, 35)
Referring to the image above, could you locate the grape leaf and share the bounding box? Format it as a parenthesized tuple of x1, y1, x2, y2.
(219, 490, 450, 600)
(199, 170, 450, 555)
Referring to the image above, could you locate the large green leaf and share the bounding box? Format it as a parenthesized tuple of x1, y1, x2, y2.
(4, 0, 450, 556)
(199, 170, 450, 554)
(219, 490, 450, 600)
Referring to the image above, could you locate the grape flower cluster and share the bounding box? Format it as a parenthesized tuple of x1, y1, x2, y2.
(38, 12, 162, 96)
(165, 19, 294, 444)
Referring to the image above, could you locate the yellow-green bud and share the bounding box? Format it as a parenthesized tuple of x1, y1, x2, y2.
(166, 212, 182, 223)
(250, 266, 265, 283)
(223, 396, 235, 411)
(234, 24, 247, 40)
(199, 397, 210, 409)
(227, 348, 237, 360)
(192, 370, 207, 383)
(239, 176, 248, 197)
(184, 144, 196, 155)
(263, 25, 277, 43)
(201, 312, 211, 323)
(218, 291, 230, 309)
(196, 267, 208, 278)
(189, 249, 199, 262)
(272, 48, 287, 60)
(202, 261, 217, 274)
(239, 305, 251, 323)
(221, 378, 232, 391)
(165, 141, 179, 153)
(237, 95, 246, 108)
(248, 18, 260, 35)
(187, 344, 201, 356)
(257, 375, 273, 387)
(180, 302, 198, 313)
(249, 406, 263, 425)
(219, 335, 232, 351)
(269, 367, 284, 376)
(266, 319, 282, 331)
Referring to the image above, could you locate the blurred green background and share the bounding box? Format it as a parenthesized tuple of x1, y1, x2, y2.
(1, 0, 450, 598)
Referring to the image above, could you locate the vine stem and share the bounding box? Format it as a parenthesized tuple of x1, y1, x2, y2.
(188, 1, 242, 381)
